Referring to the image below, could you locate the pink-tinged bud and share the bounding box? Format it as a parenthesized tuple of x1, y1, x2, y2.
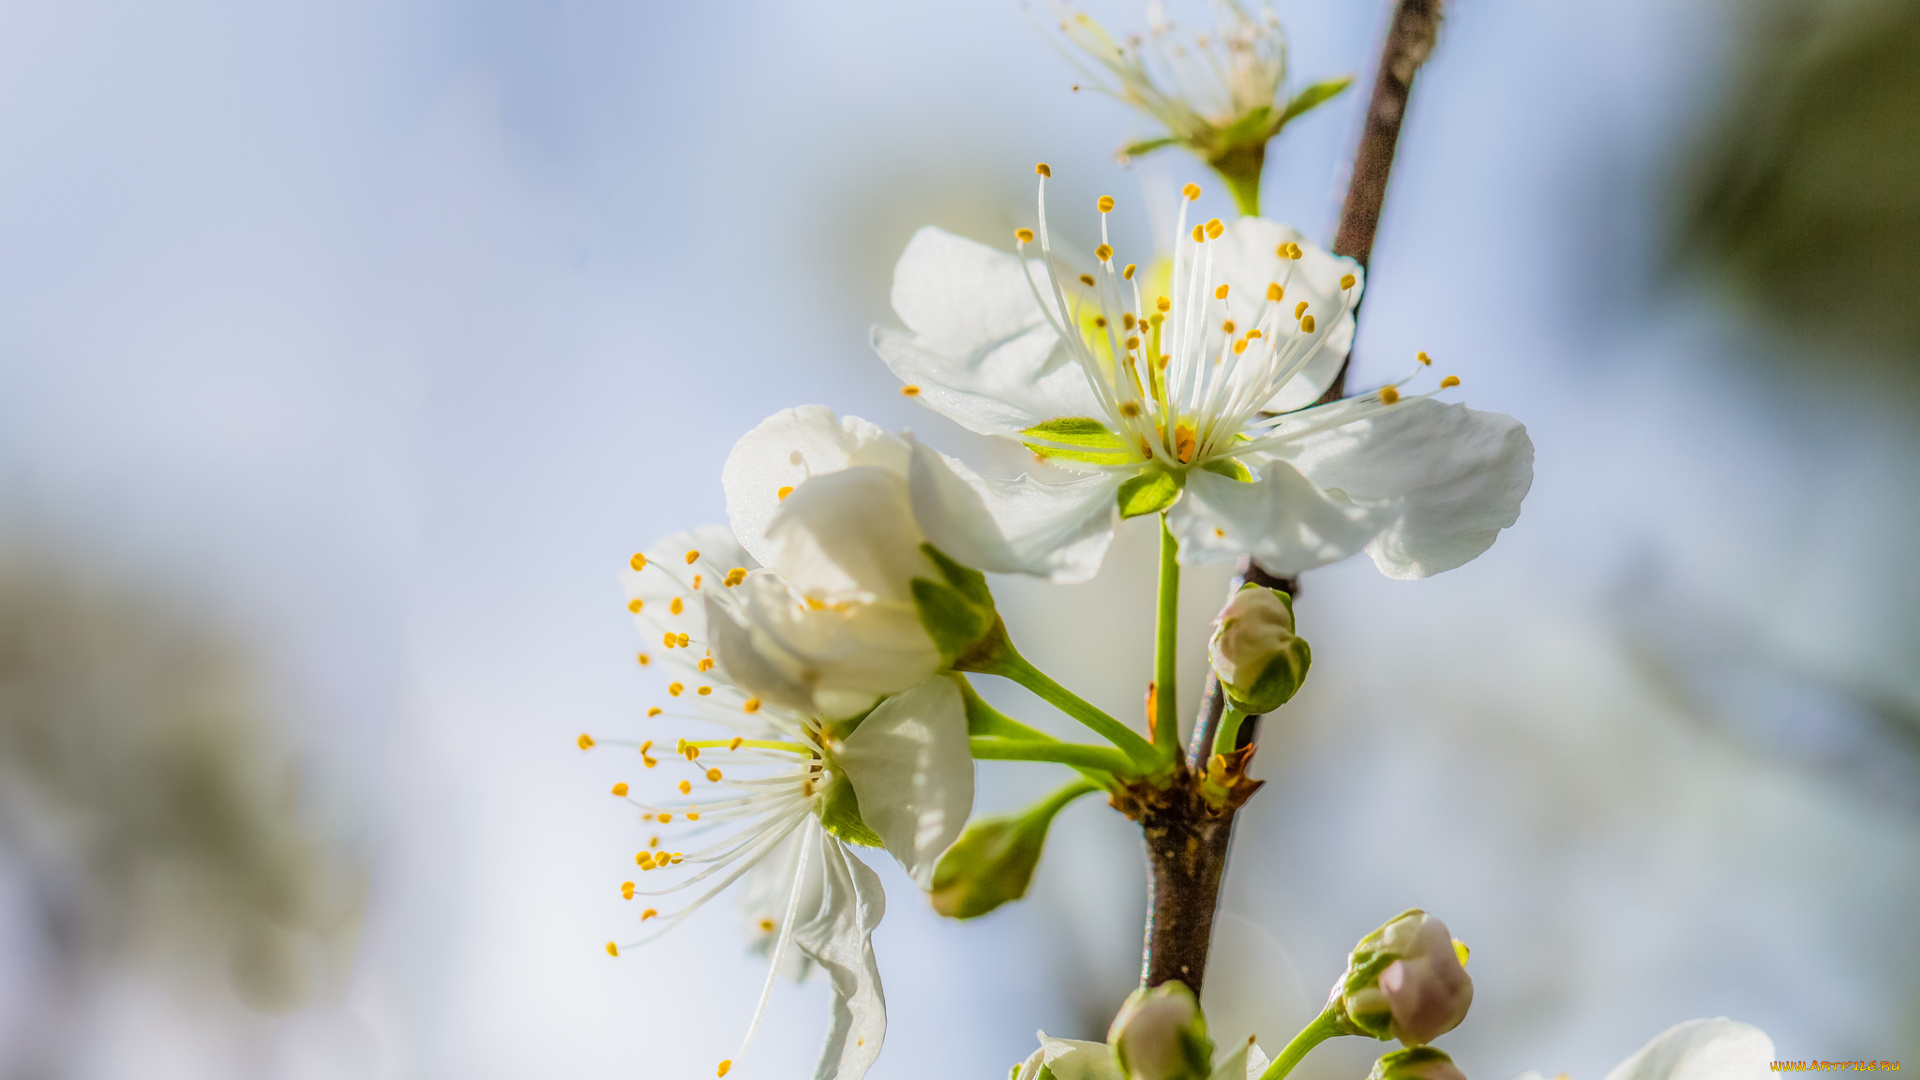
(1369, 1047, 1468, 1080)
(1109, 982, 1214, 1080)
(1207, 585, 1310, 713)
(1332, 910, 1474, 1046)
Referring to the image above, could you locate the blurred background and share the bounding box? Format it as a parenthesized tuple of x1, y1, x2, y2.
(0, 0, 1915, 1077)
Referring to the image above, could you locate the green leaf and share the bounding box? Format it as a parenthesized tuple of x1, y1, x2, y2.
(1021, 417, 1124, 448)
(1121, 135, 1179, 159)
(1116, 469, 1183, 518)
(818, 775, 885, 849)
(1199, 456, 1253, 483)
(912, 578, 994, 661)
(1278, 75, 1355, 128)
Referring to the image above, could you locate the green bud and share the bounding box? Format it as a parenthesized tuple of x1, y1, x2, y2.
(1109, 982, 1214, 1080)
(931, 781, 1096, 919)
(910, 543, 999, 664)
(1331, 910, 1474, 1047)
(1368, 1047, 1467, 1080)
(1207, 584, 1311, 713)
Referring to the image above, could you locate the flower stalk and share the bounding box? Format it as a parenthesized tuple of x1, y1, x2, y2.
(1153, 514, 1183, 758)
(1257, 1007, 1347, 1080)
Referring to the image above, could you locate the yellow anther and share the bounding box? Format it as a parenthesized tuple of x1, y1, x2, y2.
(1340, 273, 1356, 290)
(1233, 340, 1248, 354)
(1417, 350, 1433, 365)
(636, 652, 651, 666)
(693, 575, 704, 591)
(577, 734, 595, 750)
(1173, 423, 1198, 464)
(776, 485, 793, 500)
(684, 550, 699, 565)
(724, 567, 746, 586)
(901, 384, 921, 396)
(1014, 227, 1034, 243)
(1094, 243, 1113, 261)
(706, 768, 722, 782)
(1035, 162, 1051, 177)
(612, 782, 629, 797)
(758, 918, 775, 933)
(1156, 296, 1171, 312)
(1294, 301, 1309, 319)
(1440, 375, 1461, 388)
(620, 881, 634, 899)
(695, 658, 713, 674)
(1288, 243, 1303, 259)
(684, 745, 701, 760)
(1379, 385, 1401, 405)
(640, 739, 653, 753)
(668, 682, 684, 697)
(1122, 313, 1136, 330)
(1078, 273, 1095, 287)
(718, 1061, 733, 1078)
(669, 596, 684, 615)
(1204, 218, 1224, 239)
(661, 632, 675, 648)
(743, 697, 761, 714)
(636, 852, 654, 867)
(1093, 315, 1107, 328)
(685, 812, 699, 821)
(641, 908, 657, 920)
(1119, 400, 1142, 418)
(1267, 282, 1284, 301)
(1214, 284, 1229, 300)
(1123, 263, 1137, 279)
(696, 685, 711, 696)
(1125, 336, 1140, 351)
(1213, 527, 1225, 538)
(606, 942, 619, 957)
(642, 755, 657, 768)
(627, 598, 643, 613)
(729, 736, 744, 750)
(1453, 939, 1471, 967)
(629, 553, 647, 571)
(671, 853, 684, 864)
(1097, 195, 1115, 212)
(677, 633, 690, 647)
(649, 836, 659, 848)
(1246, 329, 1263, 339)
(678, 780, 692, 795)
(1191, 225, 1205, 243)
(1300, 314, 1316, 333)
(1181, 182, 1201, 200)
(1221, 320, 1235, 334)
(657, 813, 672, 823)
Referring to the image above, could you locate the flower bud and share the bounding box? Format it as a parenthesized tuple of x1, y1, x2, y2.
(1369, 1047, 1468, 1080)
(1108, 982, 1214, 1080)
(1331, 909, 1473, 1046)
(1208, 585, 1311, 713)
(930, 781, 1093, 920)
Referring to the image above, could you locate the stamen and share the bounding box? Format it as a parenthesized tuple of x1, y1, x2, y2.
(630, 553, 647, 571)
(1221, 320, 1235, 334)
(1035, 162, 1051, 177)
(1246, 329, 1263, 339)
(1182, 183, 1201, 200)
(1286, 242, 1303, 259)
(1093, 316, 1107, 328)
(1267, 282, 1283, 301)
(642, 908, 658, 920)
(1094, 243, 1113, 262)
(1233, 340, 1248, 354)
(1156, 296, 1172, 312)
(901, 385, 921, 396)
(1123, 263, 1137, 279)
(691, 574, 702, 589)
(1301, 315, 1316, 333)
(669, 597, 684, 615)
(1380, 386, 1401, 404)
(776, 485, 793, 500)
(718, 1061, 732, 1077)
(606, 942, 619, 957)
(669, 683, 684, 697)
(1123, 313, 1136, 330)
(1204, 218, 1224, 239)
(707, 768, 723, 782)
(636, 653, 651, 666)
(627, 598, 643, 613)
(697, 686, 712, 696)
(1191, 225, 1205, 243)
(621, 882, 635, 899)
(743, 698, 762, 714)
(1015, 227, 1034, 243)
(1440, 375, 1461, 388)
(1097, 195, 1115, 212)
(1214, 284, 1229, 300)
(1125, 336, 1140, 351)
(684, 550, 699, 565)
(724, 568, 747, 586)
(678, 633, 690, 648)
(1119, 401, 1142, 418)
(1340, 273, 1357, 290)
(729, 737, 744, 750)
(612, 782, 629, 796)
(1417, 351, 1433, 365)
(577, 734, 595, 750)
(680, 780, 693, 795)
(1294, 301, 1308, 319)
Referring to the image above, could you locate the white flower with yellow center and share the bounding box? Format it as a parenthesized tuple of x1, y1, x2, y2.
(586, 526, 973, 1080)
(872, 168, 1534, 583)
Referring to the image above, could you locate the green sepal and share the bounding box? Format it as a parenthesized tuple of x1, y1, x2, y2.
(1121, 136, 1179, 159)
(1199, 456, 1253, 482)
(930, 780, 1097, 920)
(1023, 417, 1128, 464)
(1218, 103, 1275, 148)
(911, 543, 998, 663)
(818, 773, 885, 849)
(1278, 75, 1355, 128)
(1117, 468, 1184, 518)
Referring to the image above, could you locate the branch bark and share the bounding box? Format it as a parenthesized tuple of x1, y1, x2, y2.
(1139, 0, 1443, 996)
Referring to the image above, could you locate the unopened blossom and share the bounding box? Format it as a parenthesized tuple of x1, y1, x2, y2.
(1333, 909, 1473, 1046)
(1045, 1, 1351, 211)
(874, 170, 1534, 583)
(1208, 583, 1310, 712)
(586, 527, 975, 1080)
(1110, 982, 1214, 1080)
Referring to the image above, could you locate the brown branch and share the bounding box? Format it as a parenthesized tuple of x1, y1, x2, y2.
(1139, 0, 1443, 996)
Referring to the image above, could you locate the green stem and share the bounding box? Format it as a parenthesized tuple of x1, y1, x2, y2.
(1257, 1008, 1346, 1080)
(963, 641, 1160, 768)
(1153, 513, 1182, 759)
(969, 737, 1138, 776)
(1212, 144, 1266, 218)
(957, 675, 1056, 742)
(1210, 704, 1249, 759)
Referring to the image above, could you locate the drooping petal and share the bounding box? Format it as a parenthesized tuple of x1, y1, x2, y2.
(765, 466, 938, 607)
(1207, 218, 1362, 411)
(1171, 457, 1389, 572)
(1280, 398, 1534, 579)
(718, 570, 941, 721)
(907, 439, 1123, 584)
(874, 226, 1105, 436)
(723, 406, 911, 568)
(1023, 1034, 1120, 1080)
(1208, 1037, 1271, 1080)
(834, 676, 974, 889)
(706, 586, 816, 713)
(795, 839, 888, 1080)
(1600, 1019, 1774, 1080)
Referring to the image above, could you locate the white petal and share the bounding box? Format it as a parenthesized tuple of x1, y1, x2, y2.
(1032, 1035, 1120, 1080)
(1171, 458, 1388, 573)
(907, 439, 1122, 584)
(1207, 1037, 1264, 1080)
(734, 826, 821, 982)
(721, 570, 941, 720)
(835, 676, 974, 889)
(766, 466, 933, 606)
(1600, 1019, 1775, 1080)
(723, 406, 910, 568)
(1281, 398, 1534, 579)
(1243, 1042, 1272, 1079)
(1208, 218, 1362, 411)
(875, 226, 1105, 437)
(795, 839, 888, 1080)
(706, 588, 815, 713)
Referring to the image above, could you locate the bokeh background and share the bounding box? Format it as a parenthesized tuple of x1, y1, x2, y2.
(2, 0, 1916, 1077)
